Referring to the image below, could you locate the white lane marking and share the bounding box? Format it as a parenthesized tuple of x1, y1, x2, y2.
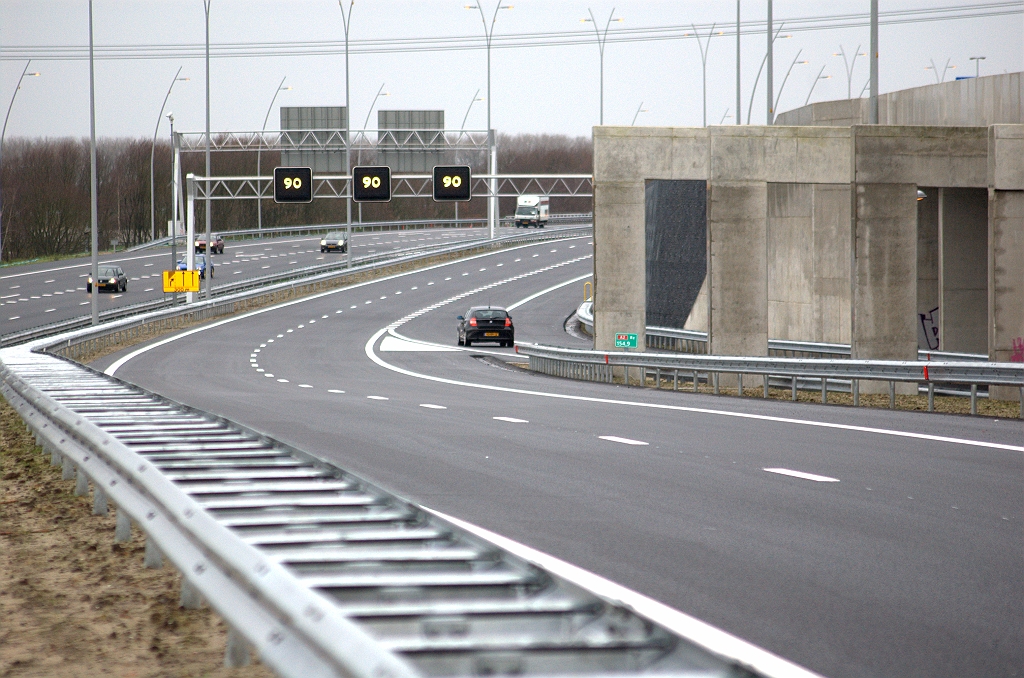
(425, 508, 824, 678)
(380, 335, 458, 352)
(277, 378, 289, 383)
(328, 389, 345, 394)
(507, 272, 592, 311)
(420, 403, 447, 409)
(44, 308, 55, 313)
(104, 237, 591, 377)
(493, 416, 528, 423)
(7, 316, 19, 320)
(367, 395, 389, 400)
(362, 336, 1024, 455)
(763, 468, 840, 483)
(298, 384, 313, 388)
(264, 374, 274, 377)
(599, 435, 649, 446)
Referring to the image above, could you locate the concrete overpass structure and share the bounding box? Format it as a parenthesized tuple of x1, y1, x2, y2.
(592, 73, 1023, 398)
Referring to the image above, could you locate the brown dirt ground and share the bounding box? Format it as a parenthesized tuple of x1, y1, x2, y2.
(0, 400, 274, 678)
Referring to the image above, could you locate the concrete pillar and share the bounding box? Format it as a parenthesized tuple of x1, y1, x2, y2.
(916, 188, 940, 349)
(852, 182, 918, 393)
(768, 183, 813, 341)
(709, 180, 768, 384)
(988, 125, 1024, 402)
(811, 184, 852, 344)
(938, 187, 989, 354)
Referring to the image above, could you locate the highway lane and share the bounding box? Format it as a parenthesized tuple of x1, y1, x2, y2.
(0, 224, 520, 334)
(97, 237, 1023, 678)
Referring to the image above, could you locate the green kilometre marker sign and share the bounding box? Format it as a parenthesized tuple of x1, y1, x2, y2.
(614, 332, 638, 348)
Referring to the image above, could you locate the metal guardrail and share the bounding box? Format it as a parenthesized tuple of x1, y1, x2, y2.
(575, 302, 988, 363)
(1, 226, 592, 350)
(127, 214, 592, 252)
(516, 342, 1024, 417)
(0, 231, 817, 677)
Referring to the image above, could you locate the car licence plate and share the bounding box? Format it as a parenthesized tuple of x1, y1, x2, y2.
(484, 332, 499, 337)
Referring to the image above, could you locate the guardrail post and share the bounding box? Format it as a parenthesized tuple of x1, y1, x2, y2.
(50, 447, 62, 466)
(791, 377, 798, 401)
(693, 370, 699, 393)
(61, 455, 75, 480)
(655, 367, 661, 389)
(970, 384, 977, 415)
(225, 628, 251, 667)
(180, 577, 203, 609)
(821, 378, 828, 404)
(713, 372, 720, 395)
(737, 373, 743, 397)
(927, 383, 935, 411)
(888, 382, 896, 409)
(145, 538, 163, 569)
(115, 510, 132, 543)
(763, 375, 769, 398)
(75, 468, 89, 496)
(93, 487, 108, 516)
(853, 379, 860, 407)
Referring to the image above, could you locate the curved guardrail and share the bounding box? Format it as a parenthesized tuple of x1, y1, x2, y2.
(0, 336, 818, 677)
(2, 225, 592, 350)
(516, 342, 1024, 416)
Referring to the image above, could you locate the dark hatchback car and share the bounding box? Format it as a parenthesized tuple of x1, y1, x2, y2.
(457, 306, 514, 347)
(86, 265, 127, 293)
(320, 231, 348, 253)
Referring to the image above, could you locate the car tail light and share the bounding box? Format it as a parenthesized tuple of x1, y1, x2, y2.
(504, 317, 511, 327)
(469, 317, 477, 327)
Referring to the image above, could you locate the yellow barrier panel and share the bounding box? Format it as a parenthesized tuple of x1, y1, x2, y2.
(162, 270, 200, 293)
(583, 281, 592, 302)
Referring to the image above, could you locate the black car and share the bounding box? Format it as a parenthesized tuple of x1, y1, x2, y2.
(457, 306, 514, 347)
(320, 231, 347, 253)
(86, 265, 127, 293)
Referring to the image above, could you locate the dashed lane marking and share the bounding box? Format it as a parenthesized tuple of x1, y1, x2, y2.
(763, 468, 840, 483)
(599, 435, 649, 446)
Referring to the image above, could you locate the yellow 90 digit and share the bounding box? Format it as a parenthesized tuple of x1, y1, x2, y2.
(283, 176, 302, 190)
(361, 175, 382, 189)
(442, 175, 462, 189)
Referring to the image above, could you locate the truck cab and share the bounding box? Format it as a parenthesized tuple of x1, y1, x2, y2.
(514, 194, 549, 228)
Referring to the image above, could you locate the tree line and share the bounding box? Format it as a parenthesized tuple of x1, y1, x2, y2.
(0, 132, 592, 263)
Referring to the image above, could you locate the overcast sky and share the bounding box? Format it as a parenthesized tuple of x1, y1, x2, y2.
(2, 1, 1021, 141)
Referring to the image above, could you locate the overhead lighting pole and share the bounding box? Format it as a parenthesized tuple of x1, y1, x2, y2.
(1, 61, 41, 263)
(461, 89, 484, 130)
(630, 102, 648, 126)
(804, 66, 830, 106)
(151, 68, 188, 243)
(766, 0, 773, 124)
(203, 0, 212, 299)
(88, 0, 99, 325)
(736, 0, 741, 124)
(581, 8, 623, 126)
(969, 56, 986, 78)
(834, 45, 867, 99)
(359, 82, 389, 221)
(925, 58, 955, 84)
(869, 0, 878, 123)
(338, 0, 354, 268)
(690, 23, 721, 127)
(772, 51, 808, 115)
(258, 77, 291, 232)
(745, 25, 788, 126)
(467, 2, 512, 240)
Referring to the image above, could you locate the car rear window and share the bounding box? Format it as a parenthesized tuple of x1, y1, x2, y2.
(473, 310, 507, 320)
(99, 267, 117, 276)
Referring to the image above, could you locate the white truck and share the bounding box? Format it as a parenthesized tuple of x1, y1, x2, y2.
(514, 194, 549, 228)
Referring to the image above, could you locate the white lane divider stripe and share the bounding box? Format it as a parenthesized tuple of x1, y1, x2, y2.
(599, 435, 649, 446)
(420, 404, 447, 409)
(424, 507, 825, 678)
(493, 416, 528, 423)
(763, 468, 840, 482)
(367, 395, 389, 400)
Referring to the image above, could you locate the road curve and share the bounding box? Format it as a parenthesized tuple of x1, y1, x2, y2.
(96, 237, 1023, 678)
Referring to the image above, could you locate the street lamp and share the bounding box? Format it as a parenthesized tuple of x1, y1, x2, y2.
(631, 102, 648, 126)
(359, 83, 389, 221)
(745, 26, 789, 125)
(337, 0, 354, 268)
(0, 61, 40, 263)
(969, 56, 986, 78)
(720, 109, 733, 124)
(689, 23, 722, 127)
(772, 52, 807, 115)
(257, 78, 292, 232)
(461, 89, 484, 130)
(150, 68, 188, 242)
(88, 0, 99, 325)
(581, 8, 623, 126)
(466, 2, 513, 240)
(925, 58, 956, 83)
(805, 66, 831, 106)
(833, 45, 867, 99)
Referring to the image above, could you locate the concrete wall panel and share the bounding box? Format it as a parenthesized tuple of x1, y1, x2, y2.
(812, 184, 853, 344)
(939, 188, 989, 354)
(989, 125, 1024, 191)
(989, 189, 1024, 400)
(854, 126, 988, 188)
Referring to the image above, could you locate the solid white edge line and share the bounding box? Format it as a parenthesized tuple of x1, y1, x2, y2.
(364, 326, 1024, 453)
(764, 468, 840, 483)
(104, 236, 591, 376)
(423, 507, 826, 678)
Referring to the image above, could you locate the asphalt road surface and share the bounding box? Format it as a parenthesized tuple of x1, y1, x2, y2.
(95, 237, 1023, 678)
(0, 224, 523, 335)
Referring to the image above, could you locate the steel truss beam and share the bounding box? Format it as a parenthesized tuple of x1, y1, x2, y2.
(189, 174, 593, 200)
(177, 129, 490, 153)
